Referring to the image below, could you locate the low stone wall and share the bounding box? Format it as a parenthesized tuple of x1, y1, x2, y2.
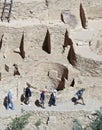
(75, 55, 102, 77)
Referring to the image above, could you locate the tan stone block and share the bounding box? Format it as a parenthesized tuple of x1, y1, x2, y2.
(48, 70, 58, 79)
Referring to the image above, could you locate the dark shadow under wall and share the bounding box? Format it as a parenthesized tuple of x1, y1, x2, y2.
(57, 67, 68, 91)
(67, 45, 76, 66)
(64, 30, 69, 46)
(63, 29, 77, 66)
(19, 32, 25, 59)
(70, 78, 75, 87)
(13, 33, 25, 59)
(0, 73, 1, 81)
(80, 3, 87, 29)
(0, 34, 4, 50)
(61, 13, 64, 23)
(62, 29, 73, 53)
(63, 67, 68, 80)
(57, 77, 65, 91)
(42, 29, 51, 54)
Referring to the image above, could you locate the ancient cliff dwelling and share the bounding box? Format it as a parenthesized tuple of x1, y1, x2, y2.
(0, 0, 102, 130)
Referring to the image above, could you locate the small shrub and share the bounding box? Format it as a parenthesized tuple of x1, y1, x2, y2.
(9, 113, 30, 130)
(72, 119, 83, 130)
(91, 107, 102, 130)
(72, 119, 89, 130)
(35, 119, 41, 127)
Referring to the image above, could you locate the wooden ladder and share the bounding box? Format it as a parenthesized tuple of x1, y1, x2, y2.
(1, 0, 13, 22)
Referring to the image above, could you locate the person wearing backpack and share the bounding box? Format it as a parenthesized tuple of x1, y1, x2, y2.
(7, 90, 14, 110)
(40, 90, 46, 108)
(75, 88, 85, 105)
(3, 96, 9, 110)
(25, 84, 32, 105)
(49, 89, 57, 106)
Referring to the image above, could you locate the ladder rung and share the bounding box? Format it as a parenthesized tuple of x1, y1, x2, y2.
(3, 8, 9, 10)
(5, 3, 11, 6)
(3, 11, 9, 14)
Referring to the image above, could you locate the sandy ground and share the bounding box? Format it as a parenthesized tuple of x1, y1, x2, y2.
(0, 86, 102, 118)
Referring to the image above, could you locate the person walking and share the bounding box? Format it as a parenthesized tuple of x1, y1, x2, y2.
(25, 83, 32, 105)
(75, 88, 85, 105)
(8, 90, 14, 110)
(49, 89, 57, 106)
(40, 90, 46, 108)
(3, 96, 9, 110)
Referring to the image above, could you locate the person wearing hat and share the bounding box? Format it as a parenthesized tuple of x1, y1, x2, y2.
(40, 90, 46, 108)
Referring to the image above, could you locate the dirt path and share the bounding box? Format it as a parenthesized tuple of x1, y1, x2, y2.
(0, 94, 101, 118)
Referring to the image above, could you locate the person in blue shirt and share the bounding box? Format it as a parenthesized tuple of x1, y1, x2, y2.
(48, 89, 57, 106)
(7, 90, 14, 110)
(25, 84, 31, 105)
(40, 90, 46, 108)
(75, 88, 85, 105)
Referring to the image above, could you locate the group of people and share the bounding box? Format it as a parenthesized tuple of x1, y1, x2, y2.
(40, 89, 57, 108)
(20, 84, 57, 108)
(23, 85, 85, 108)
(3, 83, 85, 110)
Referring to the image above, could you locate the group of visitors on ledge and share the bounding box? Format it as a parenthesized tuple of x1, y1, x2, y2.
(3, 83, 85, 110)
(3, 83, 58, 110)
(21, 84, 58, 109)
